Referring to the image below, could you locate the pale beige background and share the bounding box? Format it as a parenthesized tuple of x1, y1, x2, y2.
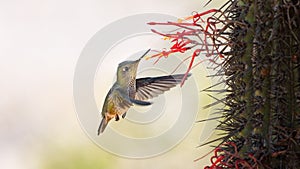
(0, 0, 223, 168)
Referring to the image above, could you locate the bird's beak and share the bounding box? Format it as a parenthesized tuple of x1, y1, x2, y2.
(137, 49, 151, 62)
(132, 49, 151, 68)
(132, 49, 151, 74)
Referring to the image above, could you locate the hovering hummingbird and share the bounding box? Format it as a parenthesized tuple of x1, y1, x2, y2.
(97, 49, 191, 135)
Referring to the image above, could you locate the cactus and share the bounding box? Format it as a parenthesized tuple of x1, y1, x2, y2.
(149, 0, 300, 168)
(202, 0, 300, 168)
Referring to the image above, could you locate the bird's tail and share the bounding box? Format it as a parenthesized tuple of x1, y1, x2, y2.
(97, 118, 107, 135)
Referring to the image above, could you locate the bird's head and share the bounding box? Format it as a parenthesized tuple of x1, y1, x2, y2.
(116, 49, 151, 86)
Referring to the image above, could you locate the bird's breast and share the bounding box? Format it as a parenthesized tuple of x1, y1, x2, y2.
(128, 77, 136, 99)
(106, 98, 129, 116)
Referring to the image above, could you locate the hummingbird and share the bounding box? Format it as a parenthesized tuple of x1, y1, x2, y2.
(97, 49, 191, 135)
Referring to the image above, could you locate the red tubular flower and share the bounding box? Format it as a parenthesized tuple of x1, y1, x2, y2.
(148, 9, 226, 85)
(201, 142, 258, 169)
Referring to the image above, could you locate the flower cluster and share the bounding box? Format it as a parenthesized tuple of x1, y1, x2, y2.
(198, 142, 258, 169)
(148, 9, 227, 86)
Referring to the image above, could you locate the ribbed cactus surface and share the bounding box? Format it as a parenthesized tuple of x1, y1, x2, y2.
(206, 0, 300, 168)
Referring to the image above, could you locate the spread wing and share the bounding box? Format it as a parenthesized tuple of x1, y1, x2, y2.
(135, 74, 191, 100)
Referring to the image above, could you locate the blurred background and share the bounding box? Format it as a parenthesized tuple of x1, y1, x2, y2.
(0, 0, 223, 168)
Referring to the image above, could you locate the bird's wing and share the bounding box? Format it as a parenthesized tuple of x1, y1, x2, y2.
(98, 86, 135, 135)
(135, 74, 191, 100)
(111, 88, 133, 111)
(110, 87, 151, 112)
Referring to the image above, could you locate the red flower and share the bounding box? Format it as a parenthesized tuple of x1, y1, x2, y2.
(148, 9, 225, 86)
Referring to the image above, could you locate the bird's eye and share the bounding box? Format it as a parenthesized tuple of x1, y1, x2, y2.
(122, 66, 129, 72)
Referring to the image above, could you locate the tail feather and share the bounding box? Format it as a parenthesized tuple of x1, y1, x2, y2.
(97, 118, 107, 135)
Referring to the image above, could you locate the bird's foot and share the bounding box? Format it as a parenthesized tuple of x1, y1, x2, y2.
(115, 114, 120, 121)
